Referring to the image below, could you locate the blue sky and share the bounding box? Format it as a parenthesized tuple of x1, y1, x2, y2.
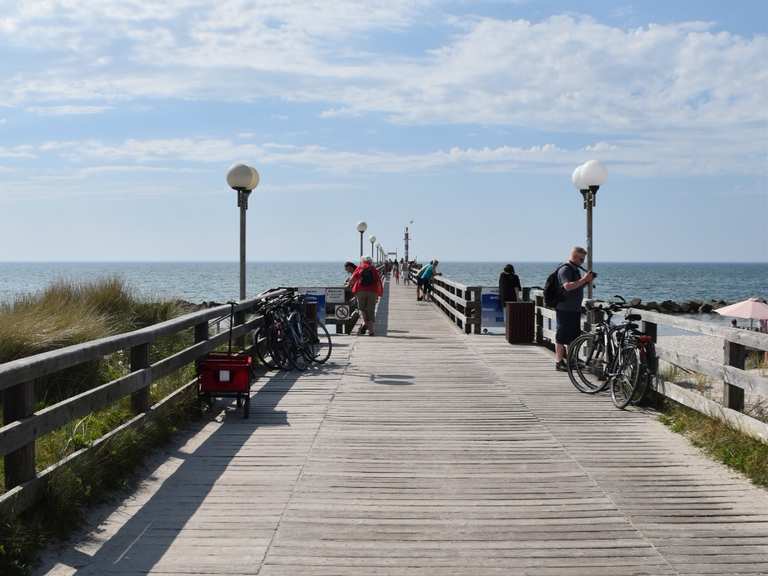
(0, 0, 766, 263)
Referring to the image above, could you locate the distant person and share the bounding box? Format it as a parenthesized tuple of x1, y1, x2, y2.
(393, 259, 401, 285)
(554, 247, 594, 371)
(416, 259, 438, 302)
(343, 260, 357, 300)
(402, 259, 411, 285)
(731, 319, 738, 329)
(498, 264, 522, 317)
(350, 256, 384, 336)
(343, 261, 357, 280)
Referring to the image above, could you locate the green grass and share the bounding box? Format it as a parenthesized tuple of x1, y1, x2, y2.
(0, 278, 201, 575)
(659, 400, 768, 488)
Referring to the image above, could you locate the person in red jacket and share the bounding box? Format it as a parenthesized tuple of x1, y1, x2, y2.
(350, 256, 384, 336)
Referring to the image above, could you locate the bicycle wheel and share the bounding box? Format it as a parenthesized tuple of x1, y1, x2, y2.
(302, 322, 332, 364)
(288, 337, 311, 370)
(630, 341, 656, 405)
(611, 346, 640, 409)
(568, 333, 608, 394)
(254, 327, 277, 369)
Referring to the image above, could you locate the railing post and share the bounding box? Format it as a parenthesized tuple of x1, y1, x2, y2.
(471, 288, 481, 335)
(130, 342, 151, 414)
(535, 294, 544, 345)
(195, 320, 210, 344)
(234, 310, 246, 350)
(641, 320, 657, 342)
(724, 341, 746, 412)
(305, 301, 318, 335)
(3, 381, 36, 490)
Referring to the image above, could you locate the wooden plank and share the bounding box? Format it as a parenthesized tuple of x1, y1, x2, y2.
(655, 345, 768, 396)
(0, 370, 149, 457)
(537, 306, 557, 320)
(628, 308, 768, 351)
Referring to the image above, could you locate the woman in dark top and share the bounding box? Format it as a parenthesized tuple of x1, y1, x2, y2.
(498, 264, 522, 307)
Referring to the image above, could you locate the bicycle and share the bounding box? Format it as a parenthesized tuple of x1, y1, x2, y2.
(254, 290, 333, 371)
(567, 296, 632, 393)
(567, 296, 657, 408)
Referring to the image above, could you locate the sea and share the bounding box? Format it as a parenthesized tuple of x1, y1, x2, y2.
(1, 262, 765, 306)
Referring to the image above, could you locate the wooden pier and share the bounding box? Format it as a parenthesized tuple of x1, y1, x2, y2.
(30, 281, 768, 575)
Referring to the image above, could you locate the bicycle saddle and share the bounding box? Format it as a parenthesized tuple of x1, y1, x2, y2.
(626, 313, 642, 321)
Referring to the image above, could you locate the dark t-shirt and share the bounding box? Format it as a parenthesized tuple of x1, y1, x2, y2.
(498, 272, 521, 303)
(556, 263, 583, 311)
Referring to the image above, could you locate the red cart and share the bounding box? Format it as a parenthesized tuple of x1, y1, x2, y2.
(198, 303, 254, 418)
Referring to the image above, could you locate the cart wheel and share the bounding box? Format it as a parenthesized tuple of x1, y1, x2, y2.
(198, 393, 212, 413)
(243, 395, 250, 419)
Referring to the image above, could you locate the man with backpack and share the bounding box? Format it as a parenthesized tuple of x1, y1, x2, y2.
(543, 247, 594, 371)
(350, 256, 384, 336)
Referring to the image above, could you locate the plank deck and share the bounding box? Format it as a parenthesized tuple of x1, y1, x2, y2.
(37, 281, 768, 576)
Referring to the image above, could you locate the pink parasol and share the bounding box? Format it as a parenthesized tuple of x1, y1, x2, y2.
(715, 297, 768, 330)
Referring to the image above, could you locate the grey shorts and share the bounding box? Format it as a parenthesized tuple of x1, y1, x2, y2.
(356, 291, 377, 323)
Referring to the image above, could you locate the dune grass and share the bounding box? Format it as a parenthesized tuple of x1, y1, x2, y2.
(659, 400, 768, 488)
(0, 278, 200, 575)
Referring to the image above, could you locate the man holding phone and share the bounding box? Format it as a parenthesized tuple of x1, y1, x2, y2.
(555, 246, 595, 371)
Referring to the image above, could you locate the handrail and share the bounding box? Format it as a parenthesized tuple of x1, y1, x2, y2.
(0, 294, 285, 392)
(407, 267, 481, 334)
(0, 289, 289, 516)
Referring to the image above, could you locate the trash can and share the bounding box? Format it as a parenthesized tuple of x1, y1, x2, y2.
(505, 302, 535, 344)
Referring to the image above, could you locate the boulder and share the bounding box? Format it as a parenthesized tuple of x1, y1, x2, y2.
(661, 300, 682, 313)
(684, 300, 702, 313)
(698, 303, 713, 313)
(629, 298, 642, 307)
(645, 301, 660, 312)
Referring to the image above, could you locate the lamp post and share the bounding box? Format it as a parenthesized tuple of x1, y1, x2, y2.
(404, 220, 413, 265)
(356, 221, 367, 258)
(571, 160, 607, 300)
(369, 235, 376, 260)
(227, 163, 260, 300)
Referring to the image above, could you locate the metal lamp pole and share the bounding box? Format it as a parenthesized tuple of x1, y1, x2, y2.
(227, 164, 260, 300)
(572, 161, 607, 301)
(369, 235, 376, 260)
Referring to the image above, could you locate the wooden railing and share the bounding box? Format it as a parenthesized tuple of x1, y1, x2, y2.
(628, 308, 768, 443)
(429, 277, 481, 334)
(531, 288, 768, 443)
(0, 289, 289, 517)
(404, 264, 480, 334)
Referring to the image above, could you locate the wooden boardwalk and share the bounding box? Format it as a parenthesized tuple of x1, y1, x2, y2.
(38, 282, 768, 575)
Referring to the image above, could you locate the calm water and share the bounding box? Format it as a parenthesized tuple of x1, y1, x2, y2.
(0, 261, 765, 305)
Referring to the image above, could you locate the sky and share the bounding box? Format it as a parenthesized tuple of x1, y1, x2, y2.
(0, 0, 766, 263)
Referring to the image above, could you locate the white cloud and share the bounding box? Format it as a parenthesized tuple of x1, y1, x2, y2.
(26, 105, 112, 116)
(18, 134, 762, 177)
(0, 145, 36, 159)
(0, 6, 765, 177)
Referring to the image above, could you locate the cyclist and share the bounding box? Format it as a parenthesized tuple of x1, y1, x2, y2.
(350, 256, 384, 336)
(555, 247, 594, 371)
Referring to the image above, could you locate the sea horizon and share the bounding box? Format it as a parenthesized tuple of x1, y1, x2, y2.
(2, 261, 765, 306)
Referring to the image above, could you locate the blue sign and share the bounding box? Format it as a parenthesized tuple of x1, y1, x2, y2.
(298, 288, 327, 323)
(481, 288, 505, 328)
